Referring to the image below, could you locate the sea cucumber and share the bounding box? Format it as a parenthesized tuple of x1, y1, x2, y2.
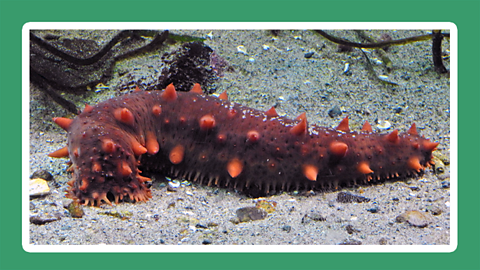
(49, 84, 439, 206)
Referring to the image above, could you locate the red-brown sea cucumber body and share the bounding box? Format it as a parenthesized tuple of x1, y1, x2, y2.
(52, 85, 438, 206)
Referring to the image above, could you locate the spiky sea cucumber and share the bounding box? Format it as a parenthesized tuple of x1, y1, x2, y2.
(49, 84, 439, 206)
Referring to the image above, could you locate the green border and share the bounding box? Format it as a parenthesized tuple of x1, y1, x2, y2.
(1, 0, 479, 269)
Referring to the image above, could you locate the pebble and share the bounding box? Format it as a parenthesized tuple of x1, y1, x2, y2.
(441, 180, 450, 189)
(236, 45, 248, 55)
(336, 192, 370, 203)
(29, 178, 50, 197)
(233, 207, 268, 223)
(282, 225, 292, 233)
(30, 213, 61, 225)
(304, 52, 315, 58)
(66, 201, 84, 218)
(30, 170, 53, 181)
(396, 210, 433, 228)
(303, 212, 326, 222)
(328, 105, 342, 118)
(338, 239, 362, 245)
(255, 199, 277, 213)
(346, 224, 360, 234)
(376, 120, 391, 130)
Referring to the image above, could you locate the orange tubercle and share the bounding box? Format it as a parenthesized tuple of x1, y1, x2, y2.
(114, 107, 135, 126)
(265, 106, 278, 117)
(146, 131, 159, 155)
(357, 162, 374, 174)
(199, 114, 216, 130)
(303, 165, 318, 181)
(169, 145, 185, 164)
(190, 83, 203, 94)
(329, 141, 348, 157)
(48, 146, 69, 158)
(161, 83, 178, 101)
(336, 116, 350, 132)
(218, 91, 228, 100)
(53, 117, 73, 131)
(290, 115, 307, 136)
(227, 158, 243, 178)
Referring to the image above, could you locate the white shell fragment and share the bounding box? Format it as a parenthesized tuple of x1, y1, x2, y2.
(206, 31, 213, 39)
(236, 45, 248, 55)
(29, 178, 50, 196)
(343, 63, 350, 74)
(377, 120, 391, 130)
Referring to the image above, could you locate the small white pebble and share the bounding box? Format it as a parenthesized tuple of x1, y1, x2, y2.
(294, 35, 302, 40)
(206, 31, 213, 39)
(262, 44, 270, 50)
(377, 120, 391, 130)
(247, 57, 255, 63)
(237, 45, 248, 55)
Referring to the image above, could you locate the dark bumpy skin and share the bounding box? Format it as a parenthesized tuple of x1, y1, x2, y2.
(51, 84, 438, 206)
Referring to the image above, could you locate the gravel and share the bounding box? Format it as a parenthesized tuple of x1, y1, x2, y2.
(28, 29, 451, 246)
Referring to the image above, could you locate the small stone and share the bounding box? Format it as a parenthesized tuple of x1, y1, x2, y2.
(393, 107, 403, 114)
(338, 239, 362, 245)
(328, 105, 342, 118)
(427, 205, 443, 215)
(441, 180, 450, 189)
(304, 52, 315, 58)
(345, 224, 360, 234)
(336, 192, 370, 203)
(379, 238, 388, 245)
(366, 207, 379, 213)
(377, 120, 391, 130)
(282, 225, 292, 233)
(396, 210, 433, 228)
(66, 201, 84, 218)
(255, 199, 277, 213)
(307, 212, 326, 222)
(195, 223, 208, 229)
(30, 170, 53, 181)
(30, 213, 61, 225)
(100, 210, 132, 220)
(235, 207, 268, 223)
(29, 178, 50, 197)
(202, 239, 212, 245)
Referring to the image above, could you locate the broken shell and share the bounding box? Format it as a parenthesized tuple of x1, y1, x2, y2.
(377, 120, 391, 130)
(236, 45, 248, 55)
(29, 178, 50, 196)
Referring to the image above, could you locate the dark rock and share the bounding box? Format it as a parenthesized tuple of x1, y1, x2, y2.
(393, 107, 403, 114)
(328, 105, 342, 118)
(30, 214, 61, 225)
(336, 192, 370, 203)
(345, 224, 360, 234)
(304, 52, 315, 58)
(338, 239, 362, 245)
(195, 223, 208, 229)
(441, 181, 450, 189)
(366, 207, 379, 213)
(378, 238, 388, 245)
(234, 207, 268, 223)
(282, 225, 292, 233)
(202, 239, 212, 245)
(30, 170, 53, 181)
